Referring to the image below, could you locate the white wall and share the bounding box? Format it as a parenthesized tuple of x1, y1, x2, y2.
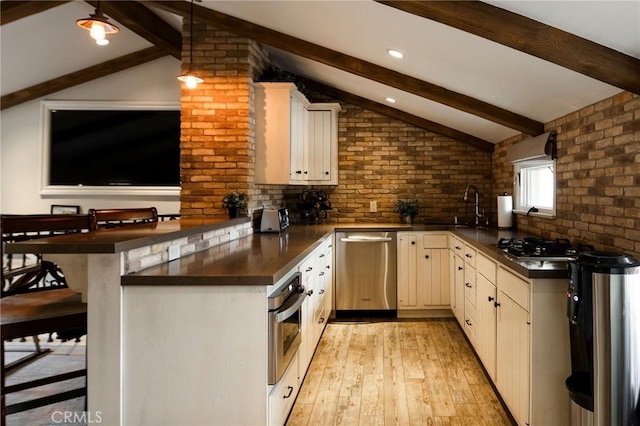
(0, 57, 182, 215)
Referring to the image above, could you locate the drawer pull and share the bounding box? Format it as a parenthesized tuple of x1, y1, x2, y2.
(458, 266, 463, 271)
(465, 283, 472, 288)
(326, 265, 331, 269)
(319, 289, 325, 295)
(494, 301, 501, 308)
(488, 296, 495, 302)
(283, 386, 294, 399)
(411, 241, 416, 245)
(307, 289, 314, 296)
(465, 254, 472, 258)
(319, 317, 325, 324)
(465, 320, 472, 326)
(306, 267, 313, 272)
(319, 272, 325, 276)
(425, 255, 429, 259)
(319, 253, 325, 258)
(455, 246, 461, 250)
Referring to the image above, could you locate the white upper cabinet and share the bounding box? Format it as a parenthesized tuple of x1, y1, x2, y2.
(255, 82, 340, 185)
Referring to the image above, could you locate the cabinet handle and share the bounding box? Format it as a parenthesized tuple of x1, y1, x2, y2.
(465, 254, 472, 258)
(465, 283, 472, 288)
(458, 266, 463, 271)
(494, 301, 501, 308)
(325, 171, 329, 175)
(296, 170, 302, 174)
(319, 253, 325, 258)
(319, 289, 325, 294)
(319, 317, 325, 323)
(411, 241, 416, 245)
(306, 267, 313, 272)
(304, 171, 308, 175)
(326, 265, 330, 269)
(488, 296, 495, 302)
(425, 255, 429, 259)
(307, 289, 314, 296)
(283, 386, 294, 399)
(455, 246, 461, 250)
(465, 320, 472, 326)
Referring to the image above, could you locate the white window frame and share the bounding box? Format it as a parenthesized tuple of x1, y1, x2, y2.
(513, 159, 556, 218)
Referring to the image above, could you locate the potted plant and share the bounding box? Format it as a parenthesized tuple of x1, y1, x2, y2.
(394, 199, 419, 224)
(222, 191, 248, 218)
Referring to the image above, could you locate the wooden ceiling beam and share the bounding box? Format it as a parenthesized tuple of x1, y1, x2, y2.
(148, 1, 544, 135)
(86, 1, 182, 60)
(1, 47, 167, 110)
(0, 1, 69, 26)
(377, 0, 640, 95)
(303, 79, 494, 152)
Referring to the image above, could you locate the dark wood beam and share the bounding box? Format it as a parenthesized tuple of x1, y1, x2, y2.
(303, 79, 494, 152)
(148, 1, 544, 135)
(1, 47, 167, 110)
(86, 1, 182, 60)
(377, 0, 640, 95)
(1, 1, 69, 25)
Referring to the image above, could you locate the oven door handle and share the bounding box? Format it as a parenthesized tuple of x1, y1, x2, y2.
(275, 290, 306, 323)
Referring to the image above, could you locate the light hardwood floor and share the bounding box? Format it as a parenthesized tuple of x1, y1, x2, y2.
(287, 319, 513, 426)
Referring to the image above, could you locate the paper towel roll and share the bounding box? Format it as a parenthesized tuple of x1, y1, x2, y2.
(497, 194, 513, 228)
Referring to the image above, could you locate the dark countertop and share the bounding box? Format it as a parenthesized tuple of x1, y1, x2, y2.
(5, 217, 568, 285)
(4, 217, 252, 254)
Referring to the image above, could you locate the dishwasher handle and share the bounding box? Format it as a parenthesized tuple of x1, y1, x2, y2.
(340, 237, 393, 243)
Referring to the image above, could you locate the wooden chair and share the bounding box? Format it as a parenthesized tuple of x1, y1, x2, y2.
(88, 207, 158, 230)
(1, 214, 90, 424)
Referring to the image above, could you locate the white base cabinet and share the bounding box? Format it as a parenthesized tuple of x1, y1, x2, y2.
(397, 232, 450, 316)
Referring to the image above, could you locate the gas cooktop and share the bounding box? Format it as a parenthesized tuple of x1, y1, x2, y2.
(497, 237, 595, 262)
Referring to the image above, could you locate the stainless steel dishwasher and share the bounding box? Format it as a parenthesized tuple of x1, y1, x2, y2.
(335, 231, 397, 311)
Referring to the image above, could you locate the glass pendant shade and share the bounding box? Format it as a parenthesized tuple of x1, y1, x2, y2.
(177, 72, 204, 89)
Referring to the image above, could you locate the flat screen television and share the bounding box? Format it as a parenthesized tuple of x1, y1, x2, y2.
(41, 101, 181, 196)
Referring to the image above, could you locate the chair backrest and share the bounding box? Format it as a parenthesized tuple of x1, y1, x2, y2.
(1, 214, 92, 297)
(88, 207, 158, 231)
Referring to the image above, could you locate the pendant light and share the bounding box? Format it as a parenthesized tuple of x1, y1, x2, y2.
(177, 0, 204, 88)
(76, 0, 119, 46)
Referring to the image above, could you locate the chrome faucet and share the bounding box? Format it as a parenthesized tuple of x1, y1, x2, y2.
(463, 184, 483, 225)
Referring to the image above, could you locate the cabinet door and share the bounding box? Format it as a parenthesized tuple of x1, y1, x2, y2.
(289, 94, 308, 182)
(477, 274, 497, 380)
(397, 233, 418, 308)
(496, 291, 530, 426)
(419, 248, 449, 306)
(454, 254, 465, 326)
(307, 110, 331, 181)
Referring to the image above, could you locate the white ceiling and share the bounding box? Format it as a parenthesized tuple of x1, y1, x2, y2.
(2, 0, 638, 145)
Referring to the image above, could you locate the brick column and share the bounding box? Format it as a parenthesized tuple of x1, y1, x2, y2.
(179, 23, 257, 218)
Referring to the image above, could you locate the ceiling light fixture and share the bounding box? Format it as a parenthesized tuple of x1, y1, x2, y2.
(386, 97, 397, 103)
(76, 0, 119, 46)
(387, 49, 404, 59)
(177, 0, 204, 89)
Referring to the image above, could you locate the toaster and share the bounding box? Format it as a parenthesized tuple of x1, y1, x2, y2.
(260, 208, 290, 233)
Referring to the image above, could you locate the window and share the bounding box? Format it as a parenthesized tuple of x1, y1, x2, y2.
(513, 159, 556, 217)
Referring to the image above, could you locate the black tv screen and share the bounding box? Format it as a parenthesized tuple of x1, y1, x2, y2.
(49, 109, 180, 187)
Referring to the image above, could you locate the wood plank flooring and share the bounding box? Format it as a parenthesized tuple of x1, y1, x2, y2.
(287, 319, 513, 426)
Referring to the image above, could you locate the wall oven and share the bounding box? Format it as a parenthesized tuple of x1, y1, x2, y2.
(268, 272, 305, 385)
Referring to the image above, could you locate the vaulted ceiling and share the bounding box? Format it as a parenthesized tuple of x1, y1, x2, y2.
(2, 0, 639, 152)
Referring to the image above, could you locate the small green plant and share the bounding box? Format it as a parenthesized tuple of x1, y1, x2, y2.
(394, 199, 419, 222)
(222, 191, 248, 210)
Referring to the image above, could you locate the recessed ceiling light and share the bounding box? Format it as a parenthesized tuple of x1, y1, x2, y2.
(387, 49, 404, 59)
(385, 97, 397, 104)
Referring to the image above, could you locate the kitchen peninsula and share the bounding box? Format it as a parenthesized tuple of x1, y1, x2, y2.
(5, 219, 570, 425)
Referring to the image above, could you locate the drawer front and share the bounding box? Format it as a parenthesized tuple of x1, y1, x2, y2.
(423, 233, 448, 249)
(465, 276, 476, 307)
(477, 252, 496, 283)
(497, 268, 530, 311)
(464, 308, 477, 345)
(450, 236, 464, 254)
(463, 245, 477, 268)
(269, 352, 299, 426)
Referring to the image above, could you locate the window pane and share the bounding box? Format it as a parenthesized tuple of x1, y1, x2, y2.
(526, 165, 554, 208)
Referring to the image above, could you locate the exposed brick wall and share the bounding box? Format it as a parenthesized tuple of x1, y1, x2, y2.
(179, 23, 284, 218)
(285, 103, 494, 224)
(493, 92, 640, 258)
